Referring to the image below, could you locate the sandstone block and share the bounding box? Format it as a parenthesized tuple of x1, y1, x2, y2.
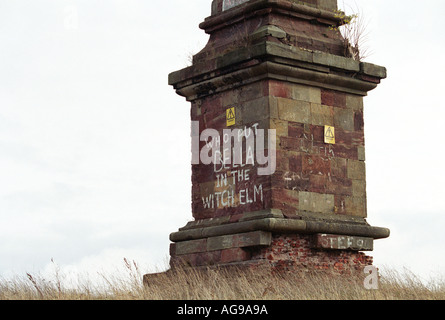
(221, 248, 250, 264)
(311, 103, 334, 126)
(250, 25, 287, 41)
(346, 94, 364, 110)
(313, 51, 360, 72)
(299, 191, 335, 214)
(361, 62, 387, 78)
(347, 160, 366, 180)
(241, 97, 269, 123)
(207, 231, 272, 252)
(358, 146, 366, 161)
(269, 80, 291, 99)
(352, 179, 366, 197)
(290, 84, 321, 104)
(175, 239, 207, 256)
(312, 233, 374, 251)
(345, 196, 367, 218)
(270, 119, 289, 137)
(277, 98, 311, 123)
(330, 157, 347, 178)
(269, 96, 279, 119)
(317, 0, 338, 11)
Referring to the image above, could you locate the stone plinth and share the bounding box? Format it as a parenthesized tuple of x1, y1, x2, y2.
(167, 0, 389, 273)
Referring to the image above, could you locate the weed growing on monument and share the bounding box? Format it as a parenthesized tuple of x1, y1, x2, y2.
(330, 4, 371, 61)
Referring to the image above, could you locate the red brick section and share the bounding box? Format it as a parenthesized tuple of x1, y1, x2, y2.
(255, 235, 373, 274)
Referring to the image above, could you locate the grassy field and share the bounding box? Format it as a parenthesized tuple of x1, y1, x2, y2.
(1, 259, 444, 300)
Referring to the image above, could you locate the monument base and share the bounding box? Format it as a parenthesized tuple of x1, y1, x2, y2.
(168, 209, 388, 274)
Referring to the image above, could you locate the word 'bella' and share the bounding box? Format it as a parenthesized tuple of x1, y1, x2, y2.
(191, 122, 277, 176)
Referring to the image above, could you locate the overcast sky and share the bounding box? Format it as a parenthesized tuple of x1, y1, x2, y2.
(1, 0, 444, 284)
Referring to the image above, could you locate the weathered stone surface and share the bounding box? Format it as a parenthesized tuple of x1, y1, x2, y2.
(313, 51, 360, 72)
(331, 157, 347, 178)
(250, 25, 287, 41)
(207, 231, 272, 251)
(334, 108, 354, 131)
(220, 248, 250, 264)
(352, 179, 366, 197)
(311, 103, 334, 126)
(317, 0, 338, 11)
(345, 196, 367, 218)
(312, 233, 374, 251)
(174, 231, 272, 256)
(270, 119, 289, 137)
(175, 239, 208, 256)
(290, 84, 322, 104)
(299, 191, 335, 214)
(358, 146, 366, 161)
(277, 98, 311, 123)
(241, 97, 269, 123)
(171, 217, 390, 242)
(346, 94, 364, 110)
(322, 89, 346, 108)
(347, 160, 366, 180)
(361, 62, 387, 78)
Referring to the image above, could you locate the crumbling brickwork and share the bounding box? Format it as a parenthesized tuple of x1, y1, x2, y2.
(170, 232, 373, 274)
(253, 234, 373, 273)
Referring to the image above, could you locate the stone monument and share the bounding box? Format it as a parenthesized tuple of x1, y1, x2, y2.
(167, 0, 389, 273)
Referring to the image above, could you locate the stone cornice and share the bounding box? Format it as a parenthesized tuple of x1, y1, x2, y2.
(170, 215, 391, 243)
(169, 41, 387, 100)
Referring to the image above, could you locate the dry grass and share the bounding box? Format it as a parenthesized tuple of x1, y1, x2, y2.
(333, 2, 372, 61)
(0, 259, 444, 300)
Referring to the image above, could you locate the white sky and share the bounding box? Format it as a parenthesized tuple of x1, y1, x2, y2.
(1, 0, 444, 284)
